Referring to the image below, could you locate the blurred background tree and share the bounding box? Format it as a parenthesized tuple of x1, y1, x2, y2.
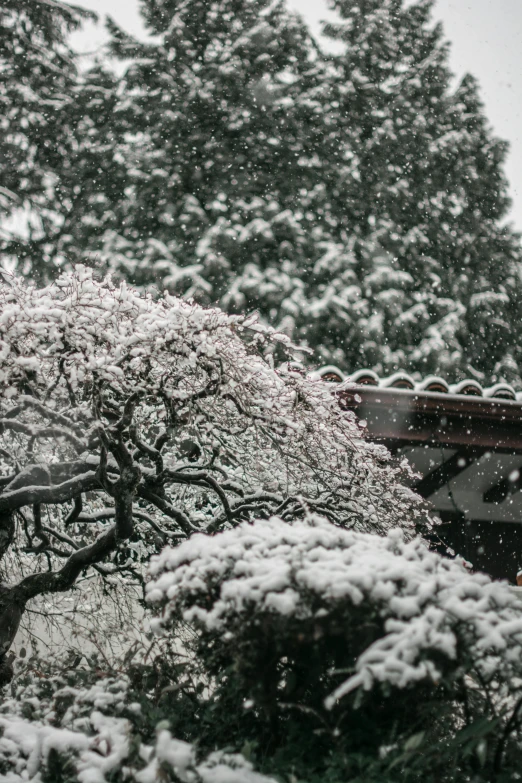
(0, 0, 98, 280)
(2, 0, 521, 383)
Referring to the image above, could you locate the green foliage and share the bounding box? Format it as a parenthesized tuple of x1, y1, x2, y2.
(4, 507, 522, 783)
(141, 517, 522, 782)
(321, 0, 522, 379)
(79, 0, 522, 384)
(3, 584, 522, 781)
(0, 0, 98, 280)
(3, 0, 521, 382)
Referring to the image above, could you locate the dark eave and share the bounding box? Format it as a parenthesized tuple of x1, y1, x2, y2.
(339, 386, 522, 453)
(484, 467, 522, 503)
(414, 448, 486, 498)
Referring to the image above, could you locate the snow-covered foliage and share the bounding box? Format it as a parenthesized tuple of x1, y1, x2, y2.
(4, 0, 521, 384)
(63, 0, 521, 386)
(145, 514, 522, 779)
(148, 515, 522, 699)
(4, 516, 522, 781)
(0, 0, 96, 280)
(0, 266, 425, 665)
(0, 668, 276, 782)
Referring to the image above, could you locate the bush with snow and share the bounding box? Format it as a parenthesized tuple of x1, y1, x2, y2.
(145, 515, 522, 781)
(0, 663, 276, 783)
(7, 516, 516, 781)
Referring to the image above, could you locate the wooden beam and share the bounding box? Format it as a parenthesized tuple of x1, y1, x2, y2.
(380, 439, 414, 455)
(414, 449, 484, 498)
(340, 387, 522, 452)
(484, 467, 522, 504)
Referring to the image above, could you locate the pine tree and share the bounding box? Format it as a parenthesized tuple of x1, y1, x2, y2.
(89, 0, 522, 384)
(84, 0, 370, 362)
(0, 0, 97, 280)
(319, 0, 522, 381)
(88, 0, 323, 306)
(8, 0, 521, 384)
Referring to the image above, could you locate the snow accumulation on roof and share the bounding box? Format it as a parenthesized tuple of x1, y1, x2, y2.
(307, 365, 522, 584)
(311, 365, 522, 454)
(311, 366, 521, 402)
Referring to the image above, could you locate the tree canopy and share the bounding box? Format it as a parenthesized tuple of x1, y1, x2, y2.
(0, 0, 97, 278)
(320, 0, 522, 380)
(0, 266, 422, 669)
(2, 0, 521, 383)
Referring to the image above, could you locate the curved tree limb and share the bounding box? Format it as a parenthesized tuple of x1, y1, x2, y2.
(0, 418, 85, 452)
(138, 486, 194, 535)
(0, 471, 100, 513)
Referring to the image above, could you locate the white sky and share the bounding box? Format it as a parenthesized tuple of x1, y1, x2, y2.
(71, 0, 522, 231)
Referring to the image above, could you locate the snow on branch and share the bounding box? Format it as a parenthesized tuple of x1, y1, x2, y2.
(0, 266, 425, 667)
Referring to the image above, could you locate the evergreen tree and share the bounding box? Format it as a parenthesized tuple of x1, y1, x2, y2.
(89, 0, 522, 384)
(319, 0, 522, 380)
(89, 0, 323, 305)
(6, 0, 522, 384)
(0, 0, 97, 280)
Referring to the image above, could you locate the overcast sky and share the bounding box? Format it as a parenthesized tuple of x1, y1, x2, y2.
(71, 0, 522, 231)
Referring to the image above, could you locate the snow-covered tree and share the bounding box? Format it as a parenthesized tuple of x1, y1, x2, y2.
(0, 265, 424, 678)
(79, 0, 327, 319)
(4, 0, 521, 383)
(0, 0, 99, 280)
(68, 0, 522, 386)
(320, 0, 522, 380)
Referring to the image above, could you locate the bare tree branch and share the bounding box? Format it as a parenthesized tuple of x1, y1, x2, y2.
(138, 486, 194, 535)
(0, 471, 100, 513)
(0, 419, 85, 452)
(15, 525, 118, 602)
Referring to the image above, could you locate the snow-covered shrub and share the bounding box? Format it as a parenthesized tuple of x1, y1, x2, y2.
(0, 661, 276, 782)
(2, 439, 521, 781)
(0, 266, 426, 669)
(146, 515, 522, 781)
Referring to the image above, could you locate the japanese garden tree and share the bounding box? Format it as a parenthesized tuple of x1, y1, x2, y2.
(0, 270, 521, 783)
(0, 265, 424, 674)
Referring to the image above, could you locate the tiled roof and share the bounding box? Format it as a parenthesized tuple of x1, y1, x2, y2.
(312, 365, 521, 402)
